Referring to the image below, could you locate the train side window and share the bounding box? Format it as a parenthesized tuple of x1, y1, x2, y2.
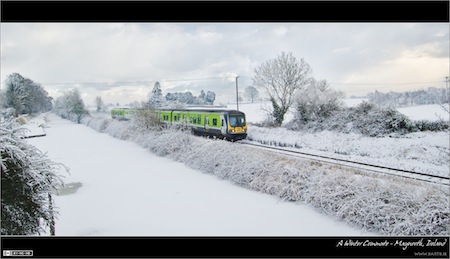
(212, 118, 217, 126)
(193, 117, 197, 124)
(198, 116, 201, 124)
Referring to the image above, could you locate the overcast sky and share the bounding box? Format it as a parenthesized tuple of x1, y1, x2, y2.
(1, 23, 449, 105)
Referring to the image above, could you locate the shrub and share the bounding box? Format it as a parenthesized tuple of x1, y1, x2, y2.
(289, 101, 448, 136)
(1, 117, 66, 235)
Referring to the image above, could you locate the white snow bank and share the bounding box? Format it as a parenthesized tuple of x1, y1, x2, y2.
(397, 104, 450, 122)
(12, 115, 47, 138)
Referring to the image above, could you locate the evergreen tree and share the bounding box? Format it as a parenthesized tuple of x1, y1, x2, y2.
(198, 90, 206, 104)
(148, 81, 163, 108)
(95, 96, 105, 112)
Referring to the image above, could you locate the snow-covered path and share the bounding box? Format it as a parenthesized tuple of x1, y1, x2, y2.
(26, 113, 373, 236)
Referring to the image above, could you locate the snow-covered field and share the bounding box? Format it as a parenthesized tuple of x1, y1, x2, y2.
(25, 114, 371, 236)
(20, 100, 449, 236)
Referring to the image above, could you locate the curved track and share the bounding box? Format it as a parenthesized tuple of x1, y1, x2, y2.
(240, 140, 450, 186)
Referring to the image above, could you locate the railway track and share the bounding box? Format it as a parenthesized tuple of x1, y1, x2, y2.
(240, 140, 450, 186)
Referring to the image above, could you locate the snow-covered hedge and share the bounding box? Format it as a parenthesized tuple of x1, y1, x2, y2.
(81, 115, 449, 236)
(288, 101, 449, 137)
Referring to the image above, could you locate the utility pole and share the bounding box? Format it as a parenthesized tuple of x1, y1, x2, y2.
(235, 76, 239, 111)
(446, 76, 449, 104)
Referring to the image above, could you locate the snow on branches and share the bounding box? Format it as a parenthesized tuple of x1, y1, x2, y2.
(1, 116, 67, 235)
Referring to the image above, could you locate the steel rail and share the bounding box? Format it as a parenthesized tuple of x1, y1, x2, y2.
(240, 140, 450, 186)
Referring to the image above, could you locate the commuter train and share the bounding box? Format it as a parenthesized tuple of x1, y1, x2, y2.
(111, 107, 247, 141)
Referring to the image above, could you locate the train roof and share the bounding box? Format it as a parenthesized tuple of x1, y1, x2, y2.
(111, 107, 245, 114)
(159, 108, 245, 114)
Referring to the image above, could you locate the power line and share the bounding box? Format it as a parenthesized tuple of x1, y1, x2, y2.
(330, 80, 444, 86)
(41, 76, 235, 86)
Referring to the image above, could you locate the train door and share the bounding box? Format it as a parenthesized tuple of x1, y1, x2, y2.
(220, 114, 227, 135)
(204, 116, 209, 132)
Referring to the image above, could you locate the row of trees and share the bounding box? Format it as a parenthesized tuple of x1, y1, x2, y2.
(368, 87, 449, 108)
(0, 73, 53, 116)
(148, 81, 216, 108)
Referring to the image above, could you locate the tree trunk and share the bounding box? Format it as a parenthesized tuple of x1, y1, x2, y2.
(48, 193, 55, 236)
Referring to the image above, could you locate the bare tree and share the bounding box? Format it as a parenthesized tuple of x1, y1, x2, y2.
(53, 89, 89, 123)
(244, 86, 259, 103)
(252, 52, 313, 126)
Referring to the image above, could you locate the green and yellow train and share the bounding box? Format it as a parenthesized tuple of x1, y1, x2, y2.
(111, 107, 247, 141)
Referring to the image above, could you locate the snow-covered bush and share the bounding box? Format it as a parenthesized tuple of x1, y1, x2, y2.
(130, 109, 161, 132)
(415, 120, 449, 132)
(289, 101, 448, 136)
(82, 115, 449, 236)
(1, 116, 66, 235)
(294, 80, 345, 123)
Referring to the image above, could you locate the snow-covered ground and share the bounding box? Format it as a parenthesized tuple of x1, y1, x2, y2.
(20, 100, 449, 236)
(25, 113, 372, 236)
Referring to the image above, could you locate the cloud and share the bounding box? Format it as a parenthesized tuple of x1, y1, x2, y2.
(1, 23, 448, 104)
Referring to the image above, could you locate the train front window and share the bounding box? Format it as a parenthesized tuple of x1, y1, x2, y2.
(229, 115, 245, 127)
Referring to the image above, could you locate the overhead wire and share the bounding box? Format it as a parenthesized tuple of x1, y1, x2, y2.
(40, 76, 236, 86)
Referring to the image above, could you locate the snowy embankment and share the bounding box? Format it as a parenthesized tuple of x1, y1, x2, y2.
(80, 112, 449, 236)
(240, 102, 450, 178)
(246, 127, 449, 178)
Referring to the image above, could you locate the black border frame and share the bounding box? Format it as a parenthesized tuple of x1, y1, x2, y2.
(1, 1, 449, 22)
(1, 0, 449, 258)
(2, 236, 449, 258)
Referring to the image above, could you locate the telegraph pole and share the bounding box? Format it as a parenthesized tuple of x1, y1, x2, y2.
(235, 76, 239, 111)
(446, 76, 449, 105)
